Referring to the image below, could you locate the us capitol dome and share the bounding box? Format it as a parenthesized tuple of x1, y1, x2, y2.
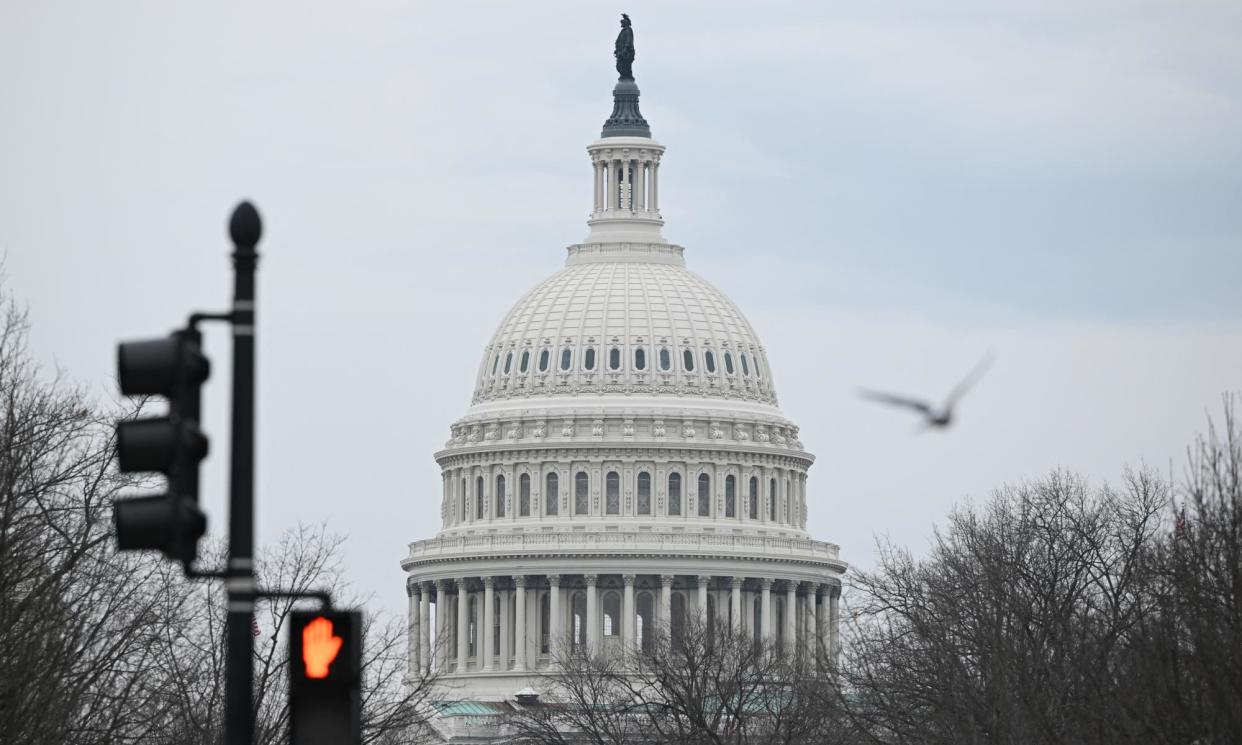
(402, 19, 845, 727)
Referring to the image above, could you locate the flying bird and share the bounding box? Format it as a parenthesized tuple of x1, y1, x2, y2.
(860, 354, 994, 430)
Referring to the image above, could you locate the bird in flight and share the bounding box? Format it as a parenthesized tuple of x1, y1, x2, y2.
(860, 354, 994, 430)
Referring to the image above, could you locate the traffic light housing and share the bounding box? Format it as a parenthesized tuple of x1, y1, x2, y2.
(289, 610, 363, 745)
(113, 328, 210, 566)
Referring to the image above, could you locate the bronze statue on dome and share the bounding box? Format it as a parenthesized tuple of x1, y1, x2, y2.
(615, 14, 635, 80)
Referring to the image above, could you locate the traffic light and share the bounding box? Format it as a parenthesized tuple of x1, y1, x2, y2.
(113, 327, 210, 566)
(289, 610, 363, 745)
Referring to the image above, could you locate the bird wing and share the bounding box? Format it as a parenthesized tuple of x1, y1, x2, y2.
(944, 353, 994, 409)
(859, 389, 934, 416)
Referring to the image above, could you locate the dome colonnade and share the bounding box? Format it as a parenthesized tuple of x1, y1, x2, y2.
(404, 572, 840, 678)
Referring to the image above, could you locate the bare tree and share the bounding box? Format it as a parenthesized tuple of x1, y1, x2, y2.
(0, 292, 185, 744)
(509, 617, 848, 745)
(142, 525, 440, 745)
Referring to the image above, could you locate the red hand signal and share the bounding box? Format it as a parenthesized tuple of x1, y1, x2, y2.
(302, 616, 343, 679)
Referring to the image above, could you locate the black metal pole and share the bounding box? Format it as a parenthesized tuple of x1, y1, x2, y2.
(225, 202, 261, 745)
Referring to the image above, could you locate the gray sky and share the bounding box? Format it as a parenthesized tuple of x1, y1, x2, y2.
(3, 1, 1240, 618)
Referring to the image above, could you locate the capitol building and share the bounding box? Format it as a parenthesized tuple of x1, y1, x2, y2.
(402, 23, 845, 733)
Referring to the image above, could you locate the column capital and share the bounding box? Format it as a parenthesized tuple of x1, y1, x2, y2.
(622, 574, 636, 586)
(697, 575, 712, 587)
(660, 574, 675, 587)
(513, 575, 527, 588)
(454, 577, 469, 590)
(434, 578, 448, 591)
(547, 574, 561, 587)
(759, 578, 774, 590)
(584, 574, 598, 586)
(483, 576, 496, 588)
(731, 577, 745, 589)
(406, 576, 421, 596)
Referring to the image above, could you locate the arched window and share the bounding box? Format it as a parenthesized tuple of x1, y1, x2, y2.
(609, 347, 621, 370)
(495, 475, 506, 517)
(519, 473, 531, 516)
(671, 592, 686, 645)
(459, 477, 466, 522)
(659, 348, 671, 371)
(540, 593, 551, 653)
(635, 348, 646, 370)
(538, 349, 550, 372)
(603, 591, 621, 637)
(560, 348, 572, 371)
(606, 471, 620, 515)
(491, 355, 500, 375)
(741, 353, 750, 377)
(682, 349, 695, 372)
(785, 478, 792, 522)
(637, 592, 654, 654)
(705, 350, 716, 373)
(637, 472, 651, 515)
(546, 473, 559, 515)
(584, 348, 596, 371)
(754, 355, 763, 379)
(519, 351, 530, 374)
(697, 473, 711, 517)
(503, 352, 513, 375)
(575, 471, 589, 515)
(572, 592, 586, 648)
(724, 352, 735, 375)
(770, 477, 778, 521)
(749, 477, 759, 519)
(725, 475, 736, 518)
(668, 473, 682, 516)
(476, 476, 485, 520)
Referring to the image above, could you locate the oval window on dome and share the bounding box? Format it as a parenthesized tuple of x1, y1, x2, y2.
(683, 349, 695, 372)
(740, 353, 750, 377)
(659, 348, 671, 371)
(635, 348, 646, 371)
(538, 349, 550, 372)
(519, 351, 530, 374)
(503, 352, 513, 375)
(724, 352, 734, 375)
(705, 350, 716, 374)
(584, 348, 596, 371)
(609, 347, 621, 371)
(560, 348, 572, 371)
(754, 355, 763, 379)
(492, 354, 500, 375)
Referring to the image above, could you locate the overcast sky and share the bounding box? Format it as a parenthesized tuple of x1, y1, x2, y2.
(3, 1, 1240, 618)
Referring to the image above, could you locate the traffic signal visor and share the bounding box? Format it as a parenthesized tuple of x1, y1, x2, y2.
(302, 617, 344, 679)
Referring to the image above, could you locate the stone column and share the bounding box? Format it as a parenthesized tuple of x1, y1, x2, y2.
(651, 161, 659, 210)
(785, 581, 798, 657)
(730, 577, 743, 631)
(622, 575, 636, 650)
(419, 582, 432, 674)
(513, 576, 528, 671)
(593, 161, 602, 210)
(634, 160, 646, 211)
(697, 576, 711, 626)
(759, 578, 773, 641)
(482, 577, 496, 670)
(499, 585, 511, 670)
(434, 580, 448, 671)
(585, 574, 599, 654)
(659, 574, 674, 637)
(548, 575, 562, 657)
(455, 579, 469, 672)
(803, 582, 818, 665)
(407, 579, 420, 675)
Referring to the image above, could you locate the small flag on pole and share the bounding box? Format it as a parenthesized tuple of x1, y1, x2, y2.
(252, 616, 262, 638)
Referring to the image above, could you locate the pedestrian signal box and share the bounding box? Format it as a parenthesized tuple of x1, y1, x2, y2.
(289, 610, 362, 745)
